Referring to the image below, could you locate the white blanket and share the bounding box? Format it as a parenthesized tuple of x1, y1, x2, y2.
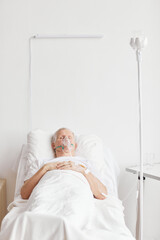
(0, 169, 135, 240)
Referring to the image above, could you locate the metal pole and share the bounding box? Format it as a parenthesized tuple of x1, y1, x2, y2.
(33, 34, 104, 39)
(136, 49, 143, 240)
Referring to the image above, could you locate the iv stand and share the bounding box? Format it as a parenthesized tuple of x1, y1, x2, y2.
(130, 36, 147, 240)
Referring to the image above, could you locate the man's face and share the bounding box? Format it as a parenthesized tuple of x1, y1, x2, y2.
(52, 129, 77, 154)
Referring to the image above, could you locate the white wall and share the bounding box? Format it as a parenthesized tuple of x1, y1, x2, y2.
(0, 0, 160, 238)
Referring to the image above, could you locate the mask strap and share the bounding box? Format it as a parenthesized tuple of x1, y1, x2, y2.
(55, 145, 64, 150)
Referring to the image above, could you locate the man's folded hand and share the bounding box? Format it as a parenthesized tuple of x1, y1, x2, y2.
(56, 161, 85, 174)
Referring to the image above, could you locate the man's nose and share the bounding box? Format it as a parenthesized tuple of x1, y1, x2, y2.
(64, 136, 69, 139)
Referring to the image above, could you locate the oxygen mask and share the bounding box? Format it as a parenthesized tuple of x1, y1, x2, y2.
(55, 136, 74, 156)
(62, 137, 73, 151)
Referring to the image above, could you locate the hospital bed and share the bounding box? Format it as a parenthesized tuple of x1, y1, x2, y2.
(0, 129, 135, 240)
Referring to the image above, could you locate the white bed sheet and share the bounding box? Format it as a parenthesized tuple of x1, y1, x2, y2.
(0, 167, 135, 240)
(13, 142, 119, 200)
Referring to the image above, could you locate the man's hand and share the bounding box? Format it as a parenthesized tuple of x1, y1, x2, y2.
(44, 162, 59, 171)
(88, 175, 108, 200)
(56, 161, 85, 174)
(90, 183, 107, 200)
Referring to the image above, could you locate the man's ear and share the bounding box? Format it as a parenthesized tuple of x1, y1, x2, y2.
(75, 143, 77, 149)
(52, 142, 55, 150)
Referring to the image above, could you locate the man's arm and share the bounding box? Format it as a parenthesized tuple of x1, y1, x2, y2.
(82, 171, 107, 200)
(21, 161, 65, 199)
(56, 161, 107, 200)
(21, 165, 47, 199)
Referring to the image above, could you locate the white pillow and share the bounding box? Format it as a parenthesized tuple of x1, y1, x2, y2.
(14, 129, 120, 199)
(27, 129, 54, 161)
(75, 134, 106, 173)
(27, 130, 106, 170)
(27, 130, 110, 175)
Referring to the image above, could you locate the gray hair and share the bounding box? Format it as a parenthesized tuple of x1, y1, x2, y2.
(51, 128, 75, 143)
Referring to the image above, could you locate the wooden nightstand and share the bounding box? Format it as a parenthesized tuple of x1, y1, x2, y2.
(0, 179, 7, 226)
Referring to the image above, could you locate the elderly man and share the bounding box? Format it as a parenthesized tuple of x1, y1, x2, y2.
(21, 128, 107, 200)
